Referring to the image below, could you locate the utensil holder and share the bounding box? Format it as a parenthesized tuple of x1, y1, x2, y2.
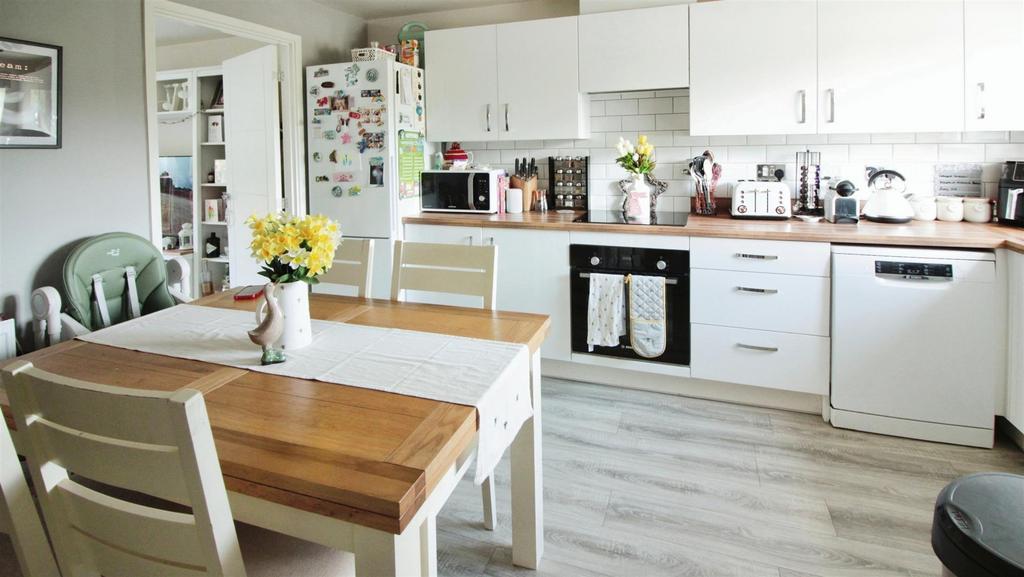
(511, 175, 537, 212)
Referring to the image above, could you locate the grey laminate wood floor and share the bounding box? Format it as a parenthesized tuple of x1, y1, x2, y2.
(436, 377, 1024, 577)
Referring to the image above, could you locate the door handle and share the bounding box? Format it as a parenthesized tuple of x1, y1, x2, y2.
(504, 103, 510, 132)
(466, 235, 475, 245)
(486, 103, 492, 132)
(797, 89, 806, 124)
(736, 286, 779, 295)
(977, 82, 986, 120)
(735, 253, 779, 261)
(737, 343, 779, 353)
(826, 88, 836, 123)
(486, 236, 495, 246)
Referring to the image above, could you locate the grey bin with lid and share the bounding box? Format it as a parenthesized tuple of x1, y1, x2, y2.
(932, 473, 1024, 577)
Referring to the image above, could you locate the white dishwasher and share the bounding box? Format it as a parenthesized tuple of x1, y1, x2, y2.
(831, 245, 997, 448)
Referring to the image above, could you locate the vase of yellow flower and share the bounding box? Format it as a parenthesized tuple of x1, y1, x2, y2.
(615, 135, 656, 223)
(247, 212, 341, 351)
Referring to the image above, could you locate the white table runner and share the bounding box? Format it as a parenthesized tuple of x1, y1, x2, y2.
(78, 304, 532, 484)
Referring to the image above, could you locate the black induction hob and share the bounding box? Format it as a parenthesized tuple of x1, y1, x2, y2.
(573, 210, 689, 227)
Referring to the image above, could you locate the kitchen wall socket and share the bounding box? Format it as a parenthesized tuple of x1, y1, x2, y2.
(677, 165, 691, 178)
(756, 164, 786, 181)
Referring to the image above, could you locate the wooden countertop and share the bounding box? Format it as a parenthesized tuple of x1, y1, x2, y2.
(1, 292, 550, 534)
(404, 211, 1024, 252)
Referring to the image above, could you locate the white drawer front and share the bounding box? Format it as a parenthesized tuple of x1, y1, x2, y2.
(691, 269, 830, 336)
(691, 324, 830, 395)
(691, 237, 830, 277)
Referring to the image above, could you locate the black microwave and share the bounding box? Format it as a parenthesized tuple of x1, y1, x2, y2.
(420, 170, 501, 213)
(998, 161, 1024, 227)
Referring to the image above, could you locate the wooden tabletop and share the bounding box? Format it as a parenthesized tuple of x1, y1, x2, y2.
(1, 293, 550, 534)
(404, 211, 1024, 251)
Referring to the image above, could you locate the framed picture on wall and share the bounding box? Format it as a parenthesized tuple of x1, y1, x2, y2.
(0, 37, 62, 148)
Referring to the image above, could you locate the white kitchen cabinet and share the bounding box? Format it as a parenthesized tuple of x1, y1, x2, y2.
(496, 17, 588, 141)
(425, 18, 588, 142)
(817, 0, 964, 134)
(1007, 251, 1024, 435)
(485, 228, 571, 360)
(424, 25, 499, 142)
(690, 237, 830, 277)
(691, 269, 830, 337)
(965, 0, 1024, 131)
(689, 1, 817, 136)
(579, 5, 689, 93)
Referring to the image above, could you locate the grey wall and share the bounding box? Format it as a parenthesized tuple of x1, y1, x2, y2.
(0, 0, 365, 347)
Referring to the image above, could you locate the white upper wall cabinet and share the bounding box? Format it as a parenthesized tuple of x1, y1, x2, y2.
(817, 0, 964, 134)
(579, 4, 689, 93)
(424, 25, 500, 143)
(689, 1, 817, 136)
(965, 0, 1024, 131)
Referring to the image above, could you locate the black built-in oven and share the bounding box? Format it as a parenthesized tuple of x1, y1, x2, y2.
(570, 244, 690, 365)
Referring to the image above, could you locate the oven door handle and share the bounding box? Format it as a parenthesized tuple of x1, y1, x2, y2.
(577, 272, 679, 285)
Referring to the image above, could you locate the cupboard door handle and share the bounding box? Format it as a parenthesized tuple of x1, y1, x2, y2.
(827, 88, 836, 123)
(505, 104, 510, 132)
(486, 236, 495, 246)
(736, 286, 778, 295)
(486, 104, 492, 132)
(977, 82, 986, 120)
(797, 89, 806, 124)
(466, 236, 475, 245)
(737, 343, 779, 353)
(735, 253, 779, 261)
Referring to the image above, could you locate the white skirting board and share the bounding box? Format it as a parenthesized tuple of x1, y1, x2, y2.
(542, 358, 822, 415)
(830, 407, 994, 449)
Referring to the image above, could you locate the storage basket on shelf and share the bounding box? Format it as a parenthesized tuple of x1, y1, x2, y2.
(351, 45, 396, 62)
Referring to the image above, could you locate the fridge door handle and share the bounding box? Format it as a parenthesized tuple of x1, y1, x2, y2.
(504, 104, 510, 132)
(486, 103, 492, 132)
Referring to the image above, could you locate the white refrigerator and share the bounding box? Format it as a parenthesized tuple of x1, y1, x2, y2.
(306, 59, 427, 298)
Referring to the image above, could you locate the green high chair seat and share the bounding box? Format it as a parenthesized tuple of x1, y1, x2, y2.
(31, 232, 192, 347)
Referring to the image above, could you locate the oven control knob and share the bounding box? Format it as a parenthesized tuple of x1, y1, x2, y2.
(656, 260, 667, 271)
(590, 256, 600, 266)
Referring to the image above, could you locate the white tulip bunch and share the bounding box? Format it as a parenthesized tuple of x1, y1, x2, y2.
(615, 135, 656, 175)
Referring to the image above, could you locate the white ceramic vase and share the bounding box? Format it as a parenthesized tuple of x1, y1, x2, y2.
(257, 281, 312, 350)
(622, 174, 651, 224)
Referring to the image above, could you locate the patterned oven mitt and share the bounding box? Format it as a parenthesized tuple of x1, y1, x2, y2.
(629, 275, 667, 358)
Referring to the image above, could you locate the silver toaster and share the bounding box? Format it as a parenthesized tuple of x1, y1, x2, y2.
(731, 181, 792, 219)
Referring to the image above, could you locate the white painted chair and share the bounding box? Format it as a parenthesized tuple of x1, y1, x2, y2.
(390, 240, 501, 531)
(0, 412, 60, 577)
(4, 359, 246, 577)
(319, 238, 374, 297)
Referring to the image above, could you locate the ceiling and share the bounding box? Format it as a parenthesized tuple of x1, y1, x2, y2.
(312, 0, 536, 19)
(154, 17, 232, 46)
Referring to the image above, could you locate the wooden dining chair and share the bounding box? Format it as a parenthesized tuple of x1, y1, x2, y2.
(0, 412, 60, 577)
(319, 238, 374, 297)
(3, 360, 246, 577)
(390, 240, 502, 530)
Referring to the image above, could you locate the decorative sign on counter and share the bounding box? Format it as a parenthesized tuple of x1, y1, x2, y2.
(398, 130, 424, 199)
(934, 163, 983, 197)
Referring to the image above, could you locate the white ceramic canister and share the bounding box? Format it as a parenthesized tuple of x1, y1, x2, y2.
(963, 197, 992, 223)
(506, 188, 524, 214)
(911, 196, 937, 221)
(936, 196, 964, 222)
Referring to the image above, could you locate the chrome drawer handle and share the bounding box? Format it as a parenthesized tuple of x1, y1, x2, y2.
(735, 253, 779, 261)
(736, 286, 778, 295)
(736, 343, 779, 353)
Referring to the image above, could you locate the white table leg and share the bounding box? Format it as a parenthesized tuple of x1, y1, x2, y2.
(481, 476, 496, 531)
(353, 523, 422, 577)
(511, 350, 543, 569)
(420, 514, 437, 577)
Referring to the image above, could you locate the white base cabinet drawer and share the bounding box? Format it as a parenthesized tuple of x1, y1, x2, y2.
(691, 324, 830, 395)
(691, 237, 830, 277)
(691, 269, 830, 336)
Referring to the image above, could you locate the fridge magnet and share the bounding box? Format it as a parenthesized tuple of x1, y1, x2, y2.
(344, 64, 360, 86)
(342, 153, 353, 167)
(361, 89, 383, 103)
(314, 175, 329, 183)
(0, 37, 62, 148)
(312, 152, 322, 163)
(308, 86, 319, 95)
(320, 81, 335, 88)
(330, 185, 344, 197)
(328, 150, 337, 164)
(358, 138, 368, 154)
(331, 95, 352, 112)
(364, 132, 385, 149)
(316, 96, 329, 107)
(311, 116, 322, 126)
(341, 132, 353, 145)
(347, 185, 362, 196)
(323, 130, 337, 140)
(336, 117, 350, 130)
(313, 108, 331, 116)
(313, 67, 329, 78)
(369, 157, 384, 187)
(366, 68, 379, 82)
(348, 111, 361, 120)
(333, 172, 354, 183)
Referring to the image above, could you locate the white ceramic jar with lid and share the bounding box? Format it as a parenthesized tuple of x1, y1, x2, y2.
(963, 198, 992, 223)
(911, 196, 937, 221)
(936, 196, 964, 222)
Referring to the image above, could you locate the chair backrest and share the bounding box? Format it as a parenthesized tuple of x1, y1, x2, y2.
(0, 408, 60, 577)
(319, 238, 374, 297)
(3, 360, 245, 577)
(390, 241, 498, 310)
(63, 232, 177, 330)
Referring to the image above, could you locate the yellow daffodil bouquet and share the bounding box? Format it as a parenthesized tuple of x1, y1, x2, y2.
(247, 212, 342, 284)
(615, 135, 656, 175)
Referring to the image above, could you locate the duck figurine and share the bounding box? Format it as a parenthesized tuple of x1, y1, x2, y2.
(248, 282, 286, 365)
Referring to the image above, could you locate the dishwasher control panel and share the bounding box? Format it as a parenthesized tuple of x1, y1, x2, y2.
(875, 260, 953, 280)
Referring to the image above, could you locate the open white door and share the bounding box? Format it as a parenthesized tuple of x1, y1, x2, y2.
(224, 45, 282, 287)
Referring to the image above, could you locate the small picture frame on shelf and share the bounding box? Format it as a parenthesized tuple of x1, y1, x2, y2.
(214, 159, 226, 184)
(204, 199, 220, 222)
(207, 114, 223, 143)
(210, 80, 224, 109)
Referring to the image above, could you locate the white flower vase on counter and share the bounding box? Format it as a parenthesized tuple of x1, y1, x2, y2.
(622, 174, 652, 224)
(256, 282, 312, 351)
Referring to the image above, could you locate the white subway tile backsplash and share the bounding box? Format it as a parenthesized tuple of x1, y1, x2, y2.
(590, 116, 622, 132)
(963, 131, 1010, 144)
(626, 91, 657, 99)
(655, 89, 688, 98)
(893, 144, 938, 162)
(621, 115, 656, 131)
(647, 131, 675, 146)
(709, 135, 747, 146)
(589, 101, 607, 117)
(590, 93, 622, 101)
(727, 146, 767, 163)
(656, 114, 689, 131)
(871, 133, 917, 144)
(639, 98, 674, 115)
(606, 99, 639, 116)
(787, 134, 828, 145)
(938, 144, 985, 162)
(1012, 132, 1024, 143)
(499, 149, 523, 163)
(544, 139, 575, 149)
(985, 144, 1024, 161)
(766, 145, 806, 163)
(674, 133, 709, 147)
(604, 132, 638, 147)
(848, 144, 893, 162)
(472, 150, 502, 164)
(515, 140, 544, 149)
(827, 134, 872, 144)
(672, 97, 690, 113)
(916, 132, 962, 144)
(590, 148, 621, 164)
(747, 135, 788, 145)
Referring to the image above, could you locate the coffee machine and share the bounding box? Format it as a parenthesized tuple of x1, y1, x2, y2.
(997, 161, 1024, 227)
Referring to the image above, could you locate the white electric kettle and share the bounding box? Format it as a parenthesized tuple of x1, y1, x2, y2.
(862, 169, 914, 223)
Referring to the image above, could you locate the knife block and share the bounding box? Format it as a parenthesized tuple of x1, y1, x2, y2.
(511, 176, 538, 212)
